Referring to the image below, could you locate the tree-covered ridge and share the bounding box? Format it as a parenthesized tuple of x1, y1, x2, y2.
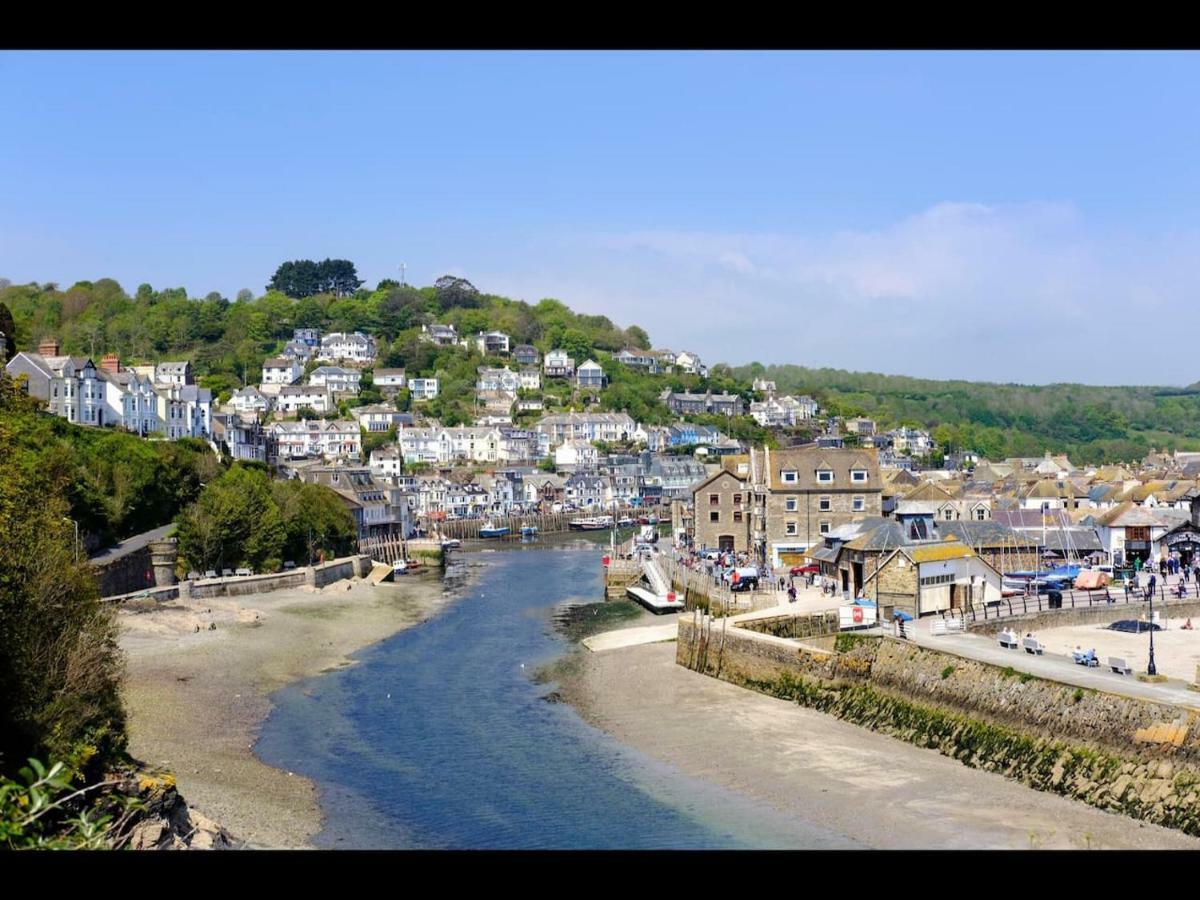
(733, 363, 1200, 463)
(5, 273, 1200, 464)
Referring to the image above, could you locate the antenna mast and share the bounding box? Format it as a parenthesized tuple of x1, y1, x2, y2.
(400, 262, 407, 286)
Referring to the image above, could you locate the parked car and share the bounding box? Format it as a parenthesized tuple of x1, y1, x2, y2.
(203, 570, 218, 579)
(283, 561, 296, 570)
(221, 568, 234, 577)
(186, 571, 200, 581)
(790, 564, 820, 576)
(235, 568, 253, 577)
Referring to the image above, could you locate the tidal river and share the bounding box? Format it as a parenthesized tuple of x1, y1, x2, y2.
(254, 541, 859, 849)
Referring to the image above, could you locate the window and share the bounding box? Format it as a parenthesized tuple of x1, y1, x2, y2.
(853, 496, 865, 512)
(710, 511, 720, 523)
(943, 509, 955, 521)
(785, 497, 797, 511)
(786, 521, 798, 536)
(782, 470, 797, 483)
(819, 496, 832, 511)
(709, 493, 720, 505)
(920, 573, 954, 587)
(733, 511, 743, 522)
(733, 493, 742, 505)
(975, 508, 987, 521)
(819, 521, 831, 534)
(851, 469, 867, 482)
(817, 469, 833, 483)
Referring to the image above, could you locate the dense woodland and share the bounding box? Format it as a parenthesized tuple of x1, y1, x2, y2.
(4, 270, 1200, 465)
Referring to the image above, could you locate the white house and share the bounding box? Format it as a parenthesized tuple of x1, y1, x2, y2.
(262, 357, 302, 386)
(230, 386, 271, 416)
(408, 378, 439, 401)
(369, 445, 405, 479)
(575, 359, 605, 389)
(554, 440, 599, 471)
(276, 385, 332, 415)
(310, 366, 362, 396)
(318, 332, 376, 365)
(270, 419, 361, 461)
(543, 349, 575, 378)
(374, 368, 407, 395)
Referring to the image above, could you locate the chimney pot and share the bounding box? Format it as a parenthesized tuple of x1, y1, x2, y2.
(38, 338, 60, 356)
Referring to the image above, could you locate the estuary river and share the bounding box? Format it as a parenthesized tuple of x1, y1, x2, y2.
(254, 540, 860, 849)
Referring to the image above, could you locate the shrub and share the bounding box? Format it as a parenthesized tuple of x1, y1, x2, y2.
(941, 665, 956, 680)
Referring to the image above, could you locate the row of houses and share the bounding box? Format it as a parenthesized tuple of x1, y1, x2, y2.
(6, 343, 213, 440)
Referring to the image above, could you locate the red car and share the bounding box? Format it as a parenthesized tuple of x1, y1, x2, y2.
(789, 565, 820, 576)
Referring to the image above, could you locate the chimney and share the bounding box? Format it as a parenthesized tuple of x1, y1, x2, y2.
(101, 353, 121, 374)
(38, 338, 60, 356)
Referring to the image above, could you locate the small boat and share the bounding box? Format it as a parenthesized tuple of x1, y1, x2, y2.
(440, 538, 461, 550)
(392, 559, 410, 576)
(520, 523, 538, 538)
(479, 521, 510, 538)
(617, 517, 634, 527)
(569, 516, 612, 531)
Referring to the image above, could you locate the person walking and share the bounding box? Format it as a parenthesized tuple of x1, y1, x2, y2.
(1148, 572, 1158, 599)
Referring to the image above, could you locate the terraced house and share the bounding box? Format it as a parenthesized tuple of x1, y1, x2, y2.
(759, 444, 882, 568)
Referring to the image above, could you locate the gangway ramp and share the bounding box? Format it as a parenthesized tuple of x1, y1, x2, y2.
(626, 585, 685, 613)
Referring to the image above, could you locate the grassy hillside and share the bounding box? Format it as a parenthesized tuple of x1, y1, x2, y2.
(5, 275, 1200, 465)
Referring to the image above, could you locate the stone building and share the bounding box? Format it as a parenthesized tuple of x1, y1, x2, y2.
(761, 444, 882, 568)
(691, 468, 751, 553)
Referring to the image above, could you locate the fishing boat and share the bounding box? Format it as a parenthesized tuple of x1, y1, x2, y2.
(520, 523, 538, 538)
(392, 559, 410, 576)
(617, 516, 634, 527)
(569, 516, 612, 531)
(479, 521, 510, 538)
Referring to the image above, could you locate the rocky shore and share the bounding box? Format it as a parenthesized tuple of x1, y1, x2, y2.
(119, 572, 458, 848)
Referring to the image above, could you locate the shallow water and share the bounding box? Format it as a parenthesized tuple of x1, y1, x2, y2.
(255, 544, 858, 848)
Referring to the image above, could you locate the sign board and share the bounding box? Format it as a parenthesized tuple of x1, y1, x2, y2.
(839, 606, 877, 629)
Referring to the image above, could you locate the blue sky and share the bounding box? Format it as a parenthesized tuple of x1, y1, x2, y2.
(2, 51, 1199, 384)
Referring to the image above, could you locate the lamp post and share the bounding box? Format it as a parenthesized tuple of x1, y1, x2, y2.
(1148, 579, 1158, 676)
(62, 517, 79, 563)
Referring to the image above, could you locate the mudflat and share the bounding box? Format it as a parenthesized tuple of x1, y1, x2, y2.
(119, 575, 454, 848)
(561, 640, 1200, 849)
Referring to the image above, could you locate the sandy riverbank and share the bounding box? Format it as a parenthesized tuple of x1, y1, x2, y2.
(558, 638, 1200, 849)
(119, 572, 459, 848)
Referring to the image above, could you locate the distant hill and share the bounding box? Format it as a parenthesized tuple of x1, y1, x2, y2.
(3, 276, 1200, 465)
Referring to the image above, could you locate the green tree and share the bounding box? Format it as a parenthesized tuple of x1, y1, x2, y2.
(270, 480, 357, 566)
(175, 464, 285, 573)
(0, 372, 127, 774)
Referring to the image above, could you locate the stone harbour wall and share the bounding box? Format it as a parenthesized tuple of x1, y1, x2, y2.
(677, 617, 1200, 836)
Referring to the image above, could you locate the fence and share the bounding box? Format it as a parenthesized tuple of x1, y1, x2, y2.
(959, 576, 1191, 628)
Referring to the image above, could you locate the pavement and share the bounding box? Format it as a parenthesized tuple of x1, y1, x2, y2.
(583, 623, 680, 653)
(910, 628, 1200, 711)
(88, 524, 176, 564)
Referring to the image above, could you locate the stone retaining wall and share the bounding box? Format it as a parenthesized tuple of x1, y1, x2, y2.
(676, 617, 1200, 836)
(103, 555, 373, 603)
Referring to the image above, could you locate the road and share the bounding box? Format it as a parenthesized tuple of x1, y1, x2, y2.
(88, 524, 176, 565)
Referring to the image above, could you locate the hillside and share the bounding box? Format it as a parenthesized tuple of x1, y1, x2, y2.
(4, 274, 1200, 465)
(732, 363, 1200, 464)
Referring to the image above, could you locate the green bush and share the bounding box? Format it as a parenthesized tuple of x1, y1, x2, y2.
(941, 665, 956, 679)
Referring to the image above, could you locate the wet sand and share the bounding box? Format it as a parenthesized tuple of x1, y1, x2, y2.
(119, 574, 456, 848)
(560, 640, 1200, 849)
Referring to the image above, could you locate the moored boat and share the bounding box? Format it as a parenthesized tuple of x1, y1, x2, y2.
(520, 523, 538, 538)
(569, 516, 612, 531)
(479, 521, 510, 538)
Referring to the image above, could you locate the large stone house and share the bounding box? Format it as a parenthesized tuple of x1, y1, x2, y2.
(691, 468, 751, 553)
(760, 444, 883, 568)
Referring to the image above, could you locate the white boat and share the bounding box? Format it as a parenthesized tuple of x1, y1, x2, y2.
(393, 559, 410, 575)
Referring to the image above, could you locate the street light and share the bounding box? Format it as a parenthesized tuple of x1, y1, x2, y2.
(1147, 580, 1158, 676)
(62, 517, 79, 563)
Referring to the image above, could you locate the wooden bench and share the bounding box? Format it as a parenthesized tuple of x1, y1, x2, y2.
(998, 630, 1019, 649)
(1023, 637, 1045, 655)
(1109, 656, 1133, 675)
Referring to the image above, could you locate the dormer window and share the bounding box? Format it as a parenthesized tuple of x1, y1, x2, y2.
(851, 469, 867, 483)
(817, 470, 834, 483)
(782, 470, 798, 483)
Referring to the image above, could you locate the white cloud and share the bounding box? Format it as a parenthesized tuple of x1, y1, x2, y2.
(475, 201, 1200, 385)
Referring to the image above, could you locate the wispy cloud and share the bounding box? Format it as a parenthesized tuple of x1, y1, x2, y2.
(475, 201, 1200, 386)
